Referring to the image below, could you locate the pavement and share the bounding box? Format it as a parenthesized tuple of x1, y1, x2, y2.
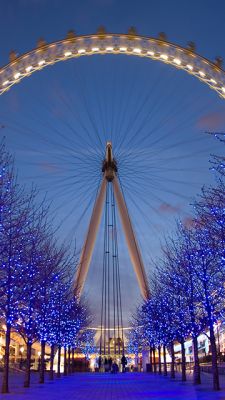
(1, 371, 225, 400)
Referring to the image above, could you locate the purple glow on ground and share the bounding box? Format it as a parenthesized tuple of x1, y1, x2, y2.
(1, 372, 225, 400)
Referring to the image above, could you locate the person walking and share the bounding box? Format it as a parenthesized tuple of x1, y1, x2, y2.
(104, 357, 109, 372)
(108, 357, 112, 372)
(121, 354, 127, 373)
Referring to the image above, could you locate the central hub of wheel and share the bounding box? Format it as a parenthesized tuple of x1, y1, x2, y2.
(102, 141, 117, 182)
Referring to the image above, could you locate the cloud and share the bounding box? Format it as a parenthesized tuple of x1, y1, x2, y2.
(39, 162, 60, 173)
(197, 110, 225, 130)
(158, 202, 181, 214)
(183, 216, 195, 228)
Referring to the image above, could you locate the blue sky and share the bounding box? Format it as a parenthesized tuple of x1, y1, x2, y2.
(1, 0, 225, 64)
(0, 0, 225, 326)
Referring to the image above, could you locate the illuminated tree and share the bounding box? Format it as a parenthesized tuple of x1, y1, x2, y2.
(36, 240, 71, 384)
(210, 133, 225, 177)
(127, 311, 143, 369)
(15, 205, 50, 388)
(159, 232, 202, 383)
(77, 328, 96, 361)
(174, 226, 203, 385)
(190, 225, 224, 391)
(0, 142, 37, 394)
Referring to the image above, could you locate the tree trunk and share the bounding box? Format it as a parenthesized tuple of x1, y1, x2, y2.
(39, 340, 45, 384)
(1, 323, 11, 393)
(49, 344, 55, 381)
(149, 347, 153, 372)
(24, 342, 32, 388)
(68, 346, 71, 374)
(64, 347, 67, 376)
(57, 345, 61, 378)
(170, 342, 175, 379)
(158, 345, 162, 374)
(193, 336, 201, 385)
(210, 323, 220, 390)
(181, 338, 186, 382)
(153, 346, 156, 373)
(163, 345, 167, 376)
(72, 348, 75, 373)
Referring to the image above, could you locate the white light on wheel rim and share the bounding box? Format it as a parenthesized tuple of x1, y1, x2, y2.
(14, 72, 20, 79)
(210, 79, 217, 85)
(173, 58, 181, 65)
(26, 66, 32, 72)
(133, 48, 141, 54)
(160, 54, 168, 60)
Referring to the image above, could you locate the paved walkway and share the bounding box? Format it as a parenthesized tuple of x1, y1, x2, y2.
(1, 372, 225, 400)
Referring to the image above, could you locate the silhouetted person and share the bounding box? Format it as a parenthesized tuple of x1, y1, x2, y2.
(108, 357, 112, 372)
(112, 361, 118, 374)
(104, 357, 109, 372)
(98, 356, 102, 371)
(121, 354, 127, 372)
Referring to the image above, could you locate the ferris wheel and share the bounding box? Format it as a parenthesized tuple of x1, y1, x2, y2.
(1, 28, 225, 98)
(0, 27, 224, 356)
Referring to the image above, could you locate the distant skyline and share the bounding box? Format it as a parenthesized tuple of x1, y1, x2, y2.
(0, 0, 225, 326)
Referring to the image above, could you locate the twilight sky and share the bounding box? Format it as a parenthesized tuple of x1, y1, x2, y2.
(0, 0, 225, 327)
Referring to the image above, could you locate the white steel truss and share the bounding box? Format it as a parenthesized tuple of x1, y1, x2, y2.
(74, 142, 150, 300)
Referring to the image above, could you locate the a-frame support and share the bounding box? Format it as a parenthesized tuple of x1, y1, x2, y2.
(74, 177, 107, 296)
(113, 176, 150, 299)
(74, 142, 150, 300)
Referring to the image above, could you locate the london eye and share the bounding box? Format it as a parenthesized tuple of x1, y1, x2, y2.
(0, 28, 224, 359)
